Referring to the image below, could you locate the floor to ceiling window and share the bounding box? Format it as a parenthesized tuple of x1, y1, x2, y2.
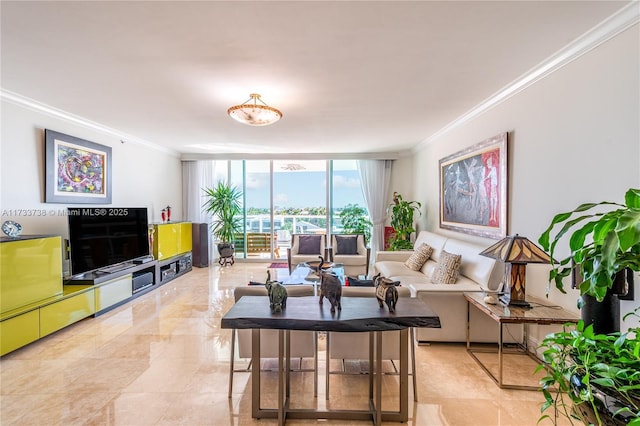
(212, 159, 369, 261)
(330, 160, 369, 240)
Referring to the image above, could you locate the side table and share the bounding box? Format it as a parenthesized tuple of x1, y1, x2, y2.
(464, 292, 579, 390)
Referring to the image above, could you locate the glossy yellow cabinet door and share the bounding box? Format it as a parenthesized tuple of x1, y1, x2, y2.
(40, 290, 95, 337)
(95, 275, 132, 312)
(177, 222, 193, 255)
(0, 310, 39, 356)
(1, 236, 63, 313)
(153, 222, 192, 260)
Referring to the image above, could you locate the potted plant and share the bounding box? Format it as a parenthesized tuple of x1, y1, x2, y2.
(202, 181, 243, 264)
(536, 188, 640, 425)
(387, 192, 421, 250)
(536, 310, 640, 425)
(539, 188, 640, 332)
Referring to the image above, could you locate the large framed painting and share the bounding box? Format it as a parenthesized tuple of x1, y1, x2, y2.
(45, 129, 112, 204)
(439, 132, 508, 239)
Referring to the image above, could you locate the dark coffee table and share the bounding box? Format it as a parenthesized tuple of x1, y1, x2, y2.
(221, 295, 440, 425)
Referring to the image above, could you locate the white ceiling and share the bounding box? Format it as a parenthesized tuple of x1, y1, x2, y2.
(0, 1, 632, 157)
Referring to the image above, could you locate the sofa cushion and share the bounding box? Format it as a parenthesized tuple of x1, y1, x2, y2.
(404, 243, 433, 271)
(420, 259, 438, 277)
(410, 276, 483, 293)
(413, 231, 448, 262)
(375, 261, 427, 281)
(298, 235, 322, 254)
(442, 238, 496, 287)
(342, 286, 411, 298)
(335, 235, 358, 254)
(431, 250, 462, 284)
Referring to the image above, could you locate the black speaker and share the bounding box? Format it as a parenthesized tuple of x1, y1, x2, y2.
(192, 223, 209, 267)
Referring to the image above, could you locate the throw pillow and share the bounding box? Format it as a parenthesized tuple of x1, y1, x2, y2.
(404, 243, 433, 271)
(335, 235, 358, 255)
(430, 250, 462, 284)
(298, 235, 321, 254)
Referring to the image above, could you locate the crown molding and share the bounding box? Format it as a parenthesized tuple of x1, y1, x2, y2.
(0, 89, 180, 157)
(413, 2, 640, 153)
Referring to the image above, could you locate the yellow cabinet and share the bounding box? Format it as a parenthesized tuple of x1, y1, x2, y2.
(153, 222, 192, 260)
(0, 310, 39, 356)
(39, 290, 95, 337)
(95, 275, 132, 312)
(1, 236, 63, 313)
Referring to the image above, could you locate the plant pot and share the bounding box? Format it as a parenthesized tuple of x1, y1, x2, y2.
(581, 292, 620, 335)
(580, 269, 634, 334)
(217, 243, 235, 265)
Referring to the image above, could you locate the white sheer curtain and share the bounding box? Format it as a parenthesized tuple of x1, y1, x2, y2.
(182, 160, 215, 223)
(182, 160, 216, 261)
(357, 160, 393, 269)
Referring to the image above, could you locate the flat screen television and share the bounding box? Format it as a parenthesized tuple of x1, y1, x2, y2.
(68, 207, 149, 275)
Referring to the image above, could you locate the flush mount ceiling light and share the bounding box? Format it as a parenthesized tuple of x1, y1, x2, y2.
(227, 93, 282, 126)
(281, 163, 305, 171)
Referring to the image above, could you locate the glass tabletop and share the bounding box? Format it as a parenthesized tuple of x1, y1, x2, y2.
(281, 263, 345, 286)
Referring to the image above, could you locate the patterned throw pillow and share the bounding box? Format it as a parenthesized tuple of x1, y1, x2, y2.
(430, 250, 462, 284)
(404, 243, 433, 271)
(298, 235, 322, 254)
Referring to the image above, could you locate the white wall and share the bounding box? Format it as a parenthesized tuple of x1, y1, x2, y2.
(387, 155, 416, 222)
(405, 24, 640, 334)
(1, 100, 183, 275)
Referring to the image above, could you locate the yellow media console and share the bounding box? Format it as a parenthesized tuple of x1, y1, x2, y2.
(1, 222, 194, 356)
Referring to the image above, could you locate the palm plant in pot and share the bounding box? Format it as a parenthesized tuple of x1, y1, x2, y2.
(536, 188, 640, 425)
(202, 181, 243, 265)
(387, 192, 422, 250)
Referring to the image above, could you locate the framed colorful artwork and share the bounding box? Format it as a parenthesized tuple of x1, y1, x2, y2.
(45, 129, 112, 204)
(439, 132, 508, 239)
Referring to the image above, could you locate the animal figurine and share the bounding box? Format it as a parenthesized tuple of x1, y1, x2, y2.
(264, 270, 288, 312)
(318, 256, 342, 313)
(373, 273, 399, 313)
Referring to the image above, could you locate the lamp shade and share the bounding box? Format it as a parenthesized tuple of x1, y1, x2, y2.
(227, 93, 282, 126)
(479, 234, 551, 264)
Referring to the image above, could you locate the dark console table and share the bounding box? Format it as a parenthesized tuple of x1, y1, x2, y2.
(221, 296, 440, 426)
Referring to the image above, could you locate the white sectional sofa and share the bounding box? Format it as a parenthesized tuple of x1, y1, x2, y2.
(374, 231, 520, 343)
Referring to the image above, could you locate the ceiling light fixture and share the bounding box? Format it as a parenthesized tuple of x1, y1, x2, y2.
(281, 163, 305, 171)
(227, 93, 282, 126)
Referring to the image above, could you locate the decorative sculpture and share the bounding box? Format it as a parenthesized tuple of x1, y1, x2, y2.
(318, 256, 342, 313)
(265, 270, 287, 312)
(373, 273, 399, 313)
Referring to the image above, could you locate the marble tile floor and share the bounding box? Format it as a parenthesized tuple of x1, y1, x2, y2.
(0, 263, 569, 426)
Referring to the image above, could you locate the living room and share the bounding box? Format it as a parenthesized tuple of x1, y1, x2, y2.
(1, 1, 639, 425)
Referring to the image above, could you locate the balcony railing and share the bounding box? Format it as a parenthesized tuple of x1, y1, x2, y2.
(236, 214, 331, 259)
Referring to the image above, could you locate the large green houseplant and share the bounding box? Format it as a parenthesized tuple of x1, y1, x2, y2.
(539, 188, 640, 304)
(202, 181, 243, 262)
(387, 192, 422, 250)
(536, 188, 640, 425)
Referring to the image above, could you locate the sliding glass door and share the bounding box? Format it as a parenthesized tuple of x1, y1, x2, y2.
(272, 160, 328, 259)
(215, 159, 368, 261)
